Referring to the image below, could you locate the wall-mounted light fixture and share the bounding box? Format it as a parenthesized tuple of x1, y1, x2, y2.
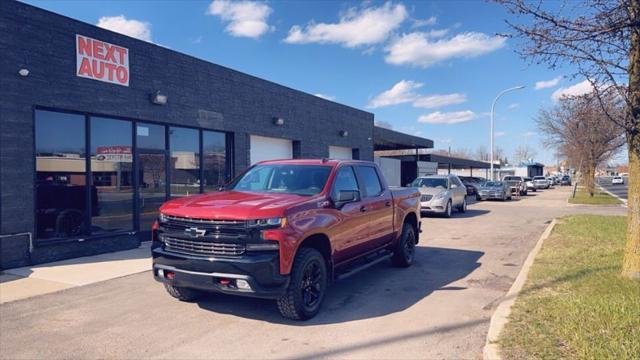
(339, 130, 349, 137)
(151, 91, 168, 105)
(273, 117, 285, 126)
(18, 68, 29, 77)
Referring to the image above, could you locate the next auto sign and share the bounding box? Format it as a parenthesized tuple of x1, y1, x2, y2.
(76, 34, 129, 86)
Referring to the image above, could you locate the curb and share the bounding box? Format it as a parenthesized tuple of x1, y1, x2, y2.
(483, 219, 557, 360)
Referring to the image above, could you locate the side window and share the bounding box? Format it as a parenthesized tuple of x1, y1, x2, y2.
(356, 166, 383, 197)
(331, 166, 359, 199)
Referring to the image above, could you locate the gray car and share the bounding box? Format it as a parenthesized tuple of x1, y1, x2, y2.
(477, 181, 512, 201)
(410, 174, 467, 217)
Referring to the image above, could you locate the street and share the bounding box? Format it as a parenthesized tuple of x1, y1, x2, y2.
(598, 176, 629, 201)
(0, 187, 626, 359)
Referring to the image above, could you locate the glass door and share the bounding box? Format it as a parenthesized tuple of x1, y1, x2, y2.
(135, 122, 167, 240)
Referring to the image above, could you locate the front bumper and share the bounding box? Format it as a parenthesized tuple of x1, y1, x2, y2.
(420, 198, 447, 213)
(152, 245, 289, 299)
(478, 191, 504, 200)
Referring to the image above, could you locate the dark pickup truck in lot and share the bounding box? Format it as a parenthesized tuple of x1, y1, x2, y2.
(151, 159, 421, 320)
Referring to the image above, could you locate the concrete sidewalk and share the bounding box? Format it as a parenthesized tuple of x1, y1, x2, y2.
(0, 242, 151, 304)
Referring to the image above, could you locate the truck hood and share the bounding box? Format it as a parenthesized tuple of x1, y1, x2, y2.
(159, 191, 312, 220)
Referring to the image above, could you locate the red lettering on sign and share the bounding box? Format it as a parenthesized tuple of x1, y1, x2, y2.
(76, 34, 129, 86)
(78, 57, 93, 76)
(116, 66, 128, 84)
(77, 36, 92, 57)
(104, 63, 116, 81)
(104, 44, 117, 63)
(92, 59, 105, 78)
(93, 40, 105, 60)
(116, 47, 127, 65)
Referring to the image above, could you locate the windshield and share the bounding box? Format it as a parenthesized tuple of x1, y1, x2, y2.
(410, 178, 448, 189)
(533, 176, 545, 180)
(503, 176, 518, 181)
(484, 181, 503, 187)
(229, 164, 331, 196)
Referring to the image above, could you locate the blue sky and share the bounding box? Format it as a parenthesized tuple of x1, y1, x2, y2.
(25, 0, 596, 165)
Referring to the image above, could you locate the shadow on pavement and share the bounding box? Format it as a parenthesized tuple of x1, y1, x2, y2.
(195, 246, 484, 325)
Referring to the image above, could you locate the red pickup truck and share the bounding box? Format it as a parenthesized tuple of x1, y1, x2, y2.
(152, 159, 421, 320)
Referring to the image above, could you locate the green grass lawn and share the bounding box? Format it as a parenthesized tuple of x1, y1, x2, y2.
(499, 215, 640, 359)
(568, 188, 622, 205)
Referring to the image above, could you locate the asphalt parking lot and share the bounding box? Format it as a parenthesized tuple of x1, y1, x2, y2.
(0, 187, 626, 359)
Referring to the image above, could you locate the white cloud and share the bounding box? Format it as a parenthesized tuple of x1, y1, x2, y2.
(385, 31, 506, 67)
(207, 0, 273, 39)
(495, 131, 507, 137)
(314, 93, 336, 101)
(507, 103, 519, 110)
(367, 80, 423, 108)
(412, 16, 437, 28)
(284, 2, 407, 48)
(413, 93, 467, 109)
(535, 76, 562, 90)
(97, 15, 152, 42)
(418, 110, 476, 124)
(367, 80, 466, 109)
(524, 131, 537, 137)
(551, 80, 593, 100)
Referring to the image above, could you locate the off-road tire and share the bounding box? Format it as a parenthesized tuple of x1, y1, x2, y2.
(277, 248, 327, 320)
(164, 284, 200, 302)
(392, 223, 417, 268)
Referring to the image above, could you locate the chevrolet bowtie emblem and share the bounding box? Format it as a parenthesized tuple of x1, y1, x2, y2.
(185, 227, 206, 238)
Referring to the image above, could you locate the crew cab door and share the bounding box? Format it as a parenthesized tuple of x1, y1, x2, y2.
(328, 165, 371, 264)
(354, 165, 394, 250)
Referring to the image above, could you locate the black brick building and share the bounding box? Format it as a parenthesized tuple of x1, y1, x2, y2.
(0, 1, 387, 269)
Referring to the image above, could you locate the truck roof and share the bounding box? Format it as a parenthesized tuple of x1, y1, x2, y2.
(254, 159, 372, 166)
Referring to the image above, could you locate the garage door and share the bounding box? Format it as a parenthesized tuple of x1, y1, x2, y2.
(329, 146, 352, 160)
(250, 135, 293, 164)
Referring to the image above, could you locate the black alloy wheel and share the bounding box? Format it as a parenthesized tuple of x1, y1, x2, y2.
(301, 260, 323, 310)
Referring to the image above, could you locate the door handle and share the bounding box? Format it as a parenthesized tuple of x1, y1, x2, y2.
(384, 201, 391, 207)
(360, 206, 368, 212)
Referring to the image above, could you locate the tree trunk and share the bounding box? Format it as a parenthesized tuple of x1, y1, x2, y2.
(622, 0, 640, 280)
(624, 146, 640, 279)
(585, 164, 596, 197)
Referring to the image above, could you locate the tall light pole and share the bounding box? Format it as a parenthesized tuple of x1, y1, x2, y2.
(490, 85, 525, 180)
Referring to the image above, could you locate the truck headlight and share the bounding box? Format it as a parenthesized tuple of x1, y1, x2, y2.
(158, 213, 168, 223)
(247, 217, 287, 229)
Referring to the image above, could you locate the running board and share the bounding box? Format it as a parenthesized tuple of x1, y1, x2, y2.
(336, 252, 393, 281)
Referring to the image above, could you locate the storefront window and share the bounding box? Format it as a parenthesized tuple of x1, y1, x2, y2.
(35, 110, 88, 239)
(169, 127, 200, 197)
(136, 123, 165, 150)
(203, 131, 227, 191)
(91, 117, 133, 234)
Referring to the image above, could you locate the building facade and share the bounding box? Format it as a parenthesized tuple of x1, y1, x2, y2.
(0, 1, 377, 268)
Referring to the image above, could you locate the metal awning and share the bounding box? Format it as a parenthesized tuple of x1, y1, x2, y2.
(373, 126, 433, 151)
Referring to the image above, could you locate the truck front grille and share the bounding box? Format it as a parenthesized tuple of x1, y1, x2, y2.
(158, 215, 253, 257)
(162, 236, 246, 256)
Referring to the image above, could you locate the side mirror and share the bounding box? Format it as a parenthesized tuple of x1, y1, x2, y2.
(334, 190, 360, 209)
(451, 184, 458, 189)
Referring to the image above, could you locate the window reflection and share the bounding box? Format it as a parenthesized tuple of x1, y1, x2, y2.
(35, 110, 89, 239)
(169, 127, 200, 197)
(203, 131, 227, 191)
(91, 117, 133, 234)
